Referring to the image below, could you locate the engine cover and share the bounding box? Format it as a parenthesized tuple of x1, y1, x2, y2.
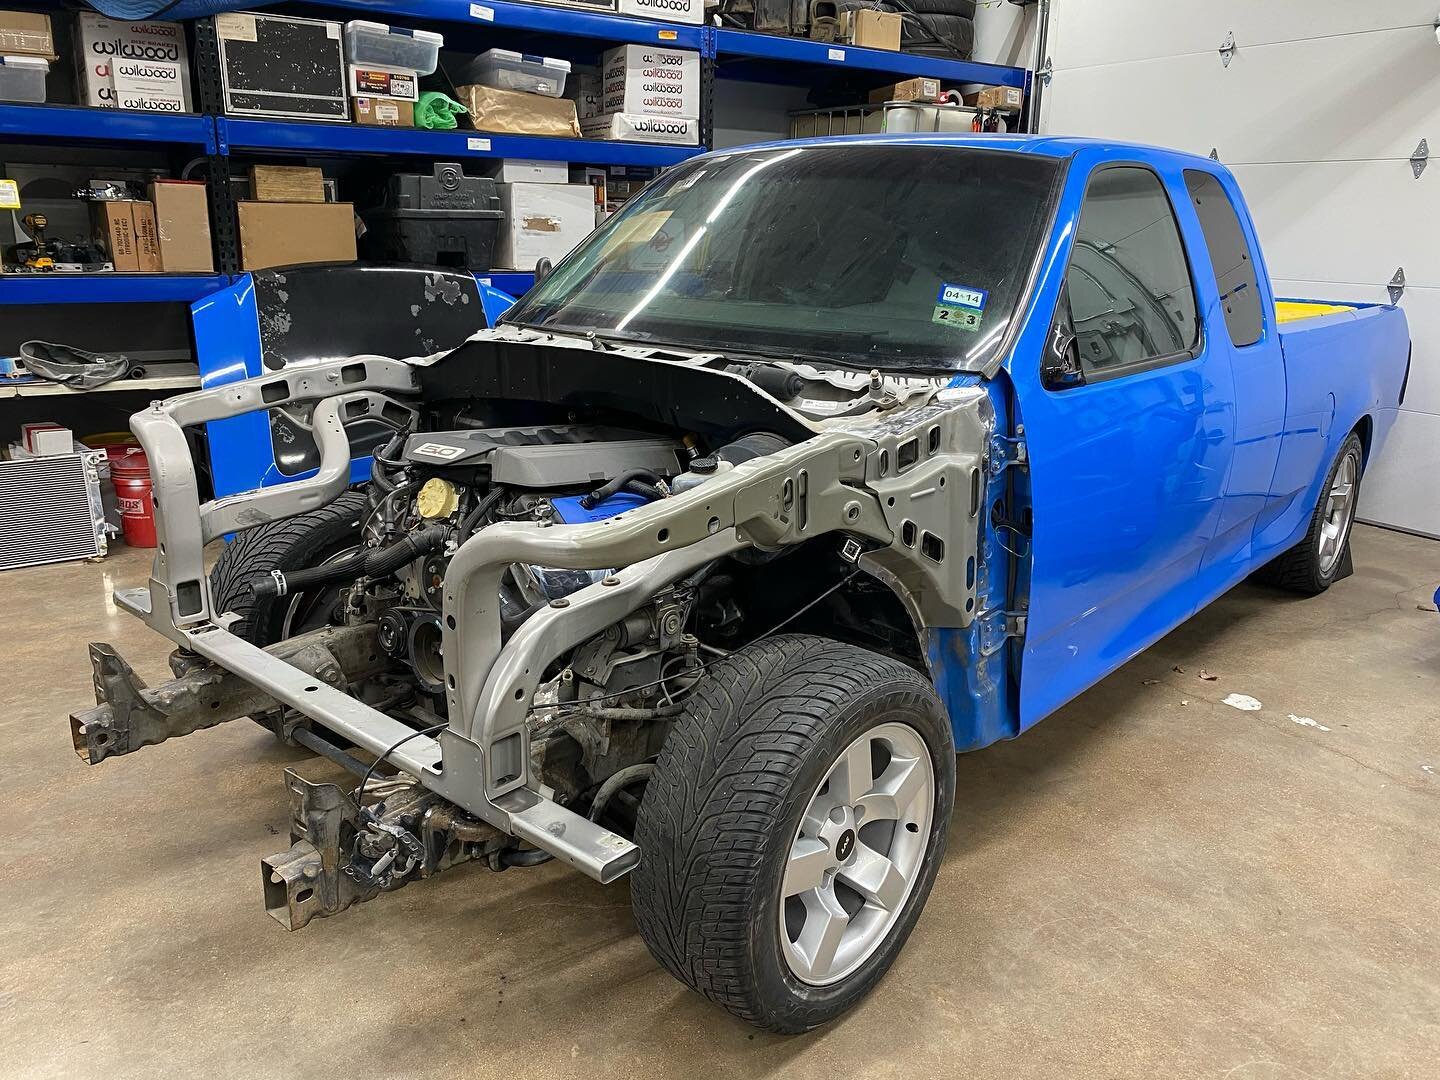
(403, 425, 684, 488)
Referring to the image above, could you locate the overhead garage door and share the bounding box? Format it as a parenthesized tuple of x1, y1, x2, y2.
(1040, 0, 1440, 537)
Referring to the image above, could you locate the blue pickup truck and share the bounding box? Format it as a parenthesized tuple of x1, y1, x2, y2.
(74, 135, 1409, 1034)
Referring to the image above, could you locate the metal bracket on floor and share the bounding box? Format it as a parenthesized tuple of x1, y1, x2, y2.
(1219, 31, 1236, 67)
(1411, 139, 1428, 179)
(1389, 267, 1407, 305)
(977, 608, 1027, 658)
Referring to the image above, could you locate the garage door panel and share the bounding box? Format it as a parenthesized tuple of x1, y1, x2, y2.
(1232, 162, 1440, 290)
(1049, 0, 1438, 71)
(1357, 408, 1440, 538)
(1045, 26, 1440, 165)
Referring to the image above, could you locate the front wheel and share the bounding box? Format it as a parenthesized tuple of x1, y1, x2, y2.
(630, 634, 955, 1033)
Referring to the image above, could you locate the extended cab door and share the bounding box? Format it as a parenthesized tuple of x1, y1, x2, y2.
(1015, 160, 1235, 726)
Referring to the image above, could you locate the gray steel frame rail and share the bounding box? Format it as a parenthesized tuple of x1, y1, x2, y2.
(116, 353, 937, 884)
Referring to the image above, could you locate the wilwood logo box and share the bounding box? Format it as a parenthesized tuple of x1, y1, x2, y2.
(76, 13, 193, 113)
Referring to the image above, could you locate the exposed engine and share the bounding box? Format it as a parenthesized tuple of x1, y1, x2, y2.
(251, 414, 801, 812)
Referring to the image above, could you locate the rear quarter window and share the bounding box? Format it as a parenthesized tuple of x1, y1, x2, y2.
(1184, 170, 1264, 348)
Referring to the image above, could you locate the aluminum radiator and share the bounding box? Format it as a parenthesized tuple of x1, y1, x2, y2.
(0, 451, 108, 571)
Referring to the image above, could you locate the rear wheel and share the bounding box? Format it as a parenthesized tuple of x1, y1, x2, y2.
(630, 634, 954, 1032)
(1259, 432, 1364, 595)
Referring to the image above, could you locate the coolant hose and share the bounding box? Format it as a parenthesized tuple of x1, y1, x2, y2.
(250, 525, 447, 601)
(580, 468, 667, 509)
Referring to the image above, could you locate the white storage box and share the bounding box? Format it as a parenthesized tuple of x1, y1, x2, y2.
(601, 44, 698, 119)
(461, 49, 570, 98)
(581, 111, 698, 145)
(343, 20, 443, 75)
(617, 0, 704, 24)
(489, 159, 570, 184)
(0, 55, 47, 103)
(494, 182, 596, 271)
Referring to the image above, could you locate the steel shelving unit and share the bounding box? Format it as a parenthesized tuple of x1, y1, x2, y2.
(0, 0, 1028, 304)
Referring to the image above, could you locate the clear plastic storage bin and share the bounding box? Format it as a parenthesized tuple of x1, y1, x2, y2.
(459, 49, 570, 98)
(0, 55, 48, 103)
(343, 20, 444, 76)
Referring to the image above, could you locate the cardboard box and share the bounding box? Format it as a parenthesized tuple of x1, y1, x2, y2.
(601, 44, 699, 119)
(571, 66, 602, 120)
(347, 63, 417, 101)
(76, 13, 193, 111)
(148, 180, 214, 273)
(237, 201, 356, 271)
(131, 200, 163, 272)
(91, 201, 138, 271)
(616, 0, 703, 24)
(962, 84, 1024, 111)
(352, 95, 414, 126)
(580, 111, 698, 146)
(869, 77, 940, 104)
(457, 84, 581, 138)
(841, 9, 900, 51)
(489, 159, 570, 184)
(0, 10, 54, 59)
(494, 183, 595, 271)
(250, 164, 326, 203)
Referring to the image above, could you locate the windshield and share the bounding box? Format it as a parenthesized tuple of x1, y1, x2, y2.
(505, 144, 1060, 373)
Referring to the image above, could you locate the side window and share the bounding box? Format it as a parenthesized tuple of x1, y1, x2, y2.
(1065, 166, 1199, 378)
(1184, 169, 1263, 347)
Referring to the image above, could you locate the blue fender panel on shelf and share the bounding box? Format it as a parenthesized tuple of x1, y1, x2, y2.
(192, 271, 517, 499)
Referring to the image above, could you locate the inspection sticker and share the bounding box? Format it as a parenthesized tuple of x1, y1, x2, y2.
(932, 281, 988, 331)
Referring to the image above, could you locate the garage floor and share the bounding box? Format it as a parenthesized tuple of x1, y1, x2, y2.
(2, 523, 1437, 1079)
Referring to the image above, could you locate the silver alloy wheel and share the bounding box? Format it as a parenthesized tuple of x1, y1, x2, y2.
(780, 721, 935, 986)
(1318, 449, 1359, 575)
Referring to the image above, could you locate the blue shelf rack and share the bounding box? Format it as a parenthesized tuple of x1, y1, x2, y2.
(0, 103, 215, 150)
(0, 273, 231, 305)
(219, 117, 700, 166)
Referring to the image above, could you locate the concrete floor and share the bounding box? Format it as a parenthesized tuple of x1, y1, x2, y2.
(1, 524, 1437, 1079)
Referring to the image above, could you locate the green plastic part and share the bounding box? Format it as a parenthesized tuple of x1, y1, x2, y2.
(416, 92, 468, 131)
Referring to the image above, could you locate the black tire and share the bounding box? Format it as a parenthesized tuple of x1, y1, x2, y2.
(1257, 432, 1364, 596)
(208, 491, 368, 646)
(889, 0, 976, 18)
(631, 634, 955, 1033)
(889, 10, 975, 57)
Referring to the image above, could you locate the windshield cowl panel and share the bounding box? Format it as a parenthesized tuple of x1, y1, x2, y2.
(503, 144, 1062, 375)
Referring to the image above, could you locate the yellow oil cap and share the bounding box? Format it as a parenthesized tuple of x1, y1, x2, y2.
(416, 477, 460, 520)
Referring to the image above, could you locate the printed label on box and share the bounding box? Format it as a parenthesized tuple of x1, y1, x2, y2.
(215, 12, 257, 41)
(351, 67, 416, 99)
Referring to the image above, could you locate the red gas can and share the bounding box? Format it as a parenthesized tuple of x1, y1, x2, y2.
(109, 447, 157, 548)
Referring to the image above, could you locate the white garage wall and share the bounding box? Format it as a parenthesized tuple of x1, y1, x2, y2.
(1038, 0, 1440, 537)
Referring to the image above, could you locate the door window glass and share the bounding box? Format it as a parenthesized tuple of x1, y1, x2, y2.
(1067, 167, 1199, 377)
(1184, 169, 1264, 347)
